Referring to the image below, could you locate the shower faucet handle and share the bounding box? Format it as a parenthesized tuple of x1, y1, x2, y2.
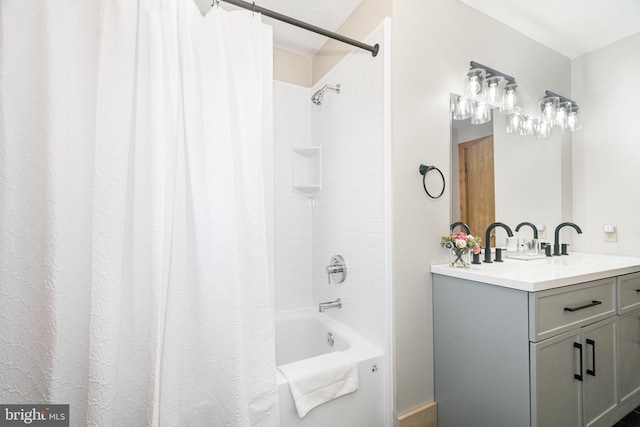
(327, 264, 344, 274)
(326, 255, 347, 284)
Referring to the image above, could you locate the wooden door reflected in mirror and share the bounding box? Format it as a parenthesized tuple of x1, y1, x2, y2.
(458, 135, 495, 242)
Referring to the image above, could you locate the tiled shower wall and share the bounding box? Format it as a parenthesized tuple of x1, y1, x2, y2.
(273, 25, 387, 350)
(310, 27, 386, 350)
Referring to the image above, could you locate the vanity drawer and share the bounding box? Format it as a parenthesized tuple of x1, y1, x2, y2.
(529, 278, 616, 342)
(618, 272, 640, 314)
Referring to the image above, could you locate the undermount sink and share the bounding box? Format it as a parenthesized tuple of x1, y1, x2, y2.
(506, 253, 547, 260)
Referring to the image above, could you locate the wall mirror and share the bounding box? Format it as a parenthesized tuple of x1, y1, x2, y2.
(450, 93, 571, 245)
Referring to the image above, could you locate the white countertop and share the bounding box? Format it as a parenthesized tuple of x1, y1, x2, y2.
(431, 252, 640, 292)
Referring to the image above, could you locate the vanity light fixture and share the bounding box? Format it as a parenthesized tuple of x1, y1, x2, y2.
(542, 90, 581, 131)
(530, 90, 581, 135)
(451, 61, 583, 138)
(465, 61, 518, 112)
(453, 61, 525, 133)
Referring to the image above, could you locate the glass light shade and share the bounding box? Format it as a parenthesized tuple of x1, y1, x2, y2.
(555, 101, 571, 128)
(505, 108, 523, 133)
(566, 108, 581, 131)
(539, 96, 559, 124)
(464, 68, 487, 102)
(471, 102, 491, 124)
(520, 116, 538, 136)
(485, 76, 505, 108)
(500, 83, 521, 114)
(536, 119, 552, 138)
(453, 96, 473, 120)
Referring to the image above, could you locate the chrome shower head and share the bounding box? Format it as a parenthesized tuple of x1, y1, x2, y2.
(311, 84, 341, 105)
(311, 91, 323, 105)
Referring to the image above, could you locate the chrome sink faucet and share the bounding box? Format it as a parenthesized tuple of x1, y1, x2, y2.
(484, 222, 514, 263)
(319, 298, 342, 313)
(553, 222, 582, 255)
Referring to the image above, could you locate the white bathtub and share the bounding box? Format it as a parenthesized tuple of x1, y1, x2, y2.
(275, 308, 385, 427)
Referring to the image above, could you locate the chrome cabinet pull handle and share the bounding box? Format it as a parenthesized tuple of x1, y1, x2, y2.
(564, 300, 602, 312)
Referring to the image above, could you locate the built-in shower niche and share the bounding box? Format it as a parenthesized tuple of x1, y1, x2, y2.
(292, 145, 322, 197)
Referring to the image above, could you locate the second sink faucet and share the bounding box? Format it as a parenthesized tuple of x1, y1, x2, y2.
(515, 222, 539, 239)
(554, 222, 582, 256)
(484, 222, 514, 263)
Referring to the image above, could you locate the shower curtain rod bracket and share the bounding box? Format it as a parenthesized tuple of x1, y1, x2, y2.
(220, 0, 379, 57)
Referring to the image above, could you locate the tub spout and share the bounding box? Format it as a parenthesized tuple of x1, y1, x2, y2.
(319, 298, 342, 313)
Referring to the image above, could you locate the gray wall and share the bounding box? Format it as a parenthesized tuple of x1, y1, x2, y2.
(572, 33, 640, 254)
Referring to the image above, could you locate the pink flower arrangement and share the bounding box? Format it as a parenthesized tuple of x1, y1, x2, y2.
(441, 232, 481, 255)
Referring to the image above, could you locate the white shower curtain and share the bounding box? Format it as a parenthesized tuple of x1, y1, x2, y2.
(0, 1, 278, 426)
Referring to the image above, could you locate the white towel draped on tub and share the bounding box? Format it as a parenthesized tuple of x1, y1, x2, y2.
(278, 351, 359, 418)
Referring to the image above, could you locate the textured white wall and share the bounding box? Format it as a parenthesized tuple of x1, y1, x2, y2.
(572, 33, 640, 254)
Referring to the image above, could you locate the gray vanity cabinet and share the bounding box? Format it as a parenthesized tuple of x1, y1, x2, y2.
(433, 274, 627, 427)
(617, 311, 640, 407)
(617, 272, 640, 411)
(581, 318, 618, 426)
(531, 317, 617, 427)
(529, 278, 618, 427)
(529, 329, 582, 427)
(433, 275, 531, 427)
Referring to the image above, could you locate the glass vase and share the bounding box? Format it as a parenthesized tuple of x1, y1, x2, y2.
(450, 248, 471, 268)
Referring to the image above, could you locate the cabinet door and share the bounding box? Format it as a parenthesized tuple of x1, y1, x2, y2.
(582, 317, 617, 427)
(530, 330, 582, 427)
(618, 309, 640, 404)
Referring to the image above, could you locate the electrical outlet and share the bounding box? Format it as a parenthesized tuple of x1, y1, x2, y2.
(604, 225, 617, 242)
(536, 225, 547, 240)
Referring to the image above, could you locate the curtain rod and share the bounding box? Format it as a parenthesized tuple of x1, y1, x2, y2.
(219, 0, 380, 57)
